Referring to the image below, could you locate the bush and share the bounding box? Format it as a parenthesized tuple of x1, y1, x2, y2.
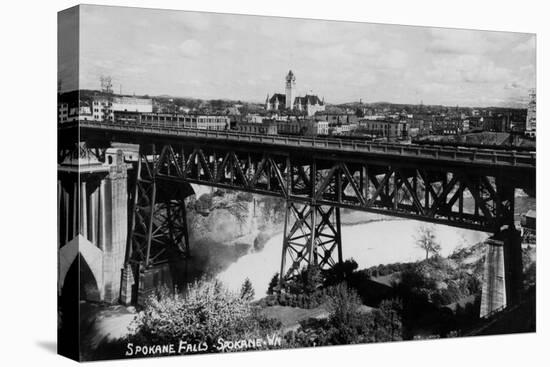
(266, 273, 279, 295)
(240, 278, 255, 301)
(323, 259, 358, 287)
(292, 284, 405, 345)
(236, 192, 254, 202)
(195, 193, 213, 211)
(283, 265, 323, 295)
(376, 298, 403, 341)
(131, 278, 279, 353)
(327, 283, 362, 327)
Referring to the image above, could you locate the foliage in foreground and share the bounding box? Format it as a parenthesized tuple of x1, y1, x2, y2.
(131, 278, 281, 353)
(285, 284, 404, 346)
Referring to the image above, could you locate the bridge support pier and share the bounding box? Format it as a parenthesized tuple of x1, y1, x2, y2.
(280, 201, 342, 283)
(120, 263, 136, 305)
(126, 146, 195, 305)
(58, 148, 129, 304)
(480, 227, 522, 318)
(101, 150, 129, 303)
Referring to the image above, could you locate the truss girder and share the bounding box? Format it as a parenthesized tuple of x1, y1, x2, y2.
(129, 143, 516, 233)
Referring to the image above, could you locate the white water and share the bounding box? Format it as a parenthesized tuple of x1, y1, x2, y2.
(217, 219, 488, 299)
(190, 184, 214, 198)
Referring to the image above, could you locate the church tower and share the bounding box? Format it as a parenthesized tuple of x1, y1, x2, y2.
(285, 70, 296, 110)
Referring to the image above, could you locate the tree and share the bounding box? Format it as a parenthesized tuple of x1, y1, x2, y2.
(377, 298, 403, 341)
(297, 265, 323, 295)
(326, 283, 363, 344)
(133, 278, 253, 348)
(267, 273, 279, 295)
(323, 259, 358, 287)
(415, 226, 441, 260)
(240, 278, 255, 301)
(327, 283, 362, 327)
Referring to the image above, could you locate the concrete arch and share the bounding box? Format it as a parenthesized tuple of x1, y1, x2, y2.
(58, 234, 104, 300)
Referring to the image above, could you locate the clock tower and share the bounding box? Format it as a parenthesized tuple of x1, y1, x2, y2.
(285, 70, 296, 110)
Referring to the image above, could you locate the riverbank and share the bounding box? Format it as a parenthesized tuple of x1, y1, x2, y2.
(217, 216, 488, 299)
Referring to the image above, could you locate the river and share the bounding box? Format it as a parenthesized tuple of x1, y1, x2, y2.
(217, 219, 488, 299)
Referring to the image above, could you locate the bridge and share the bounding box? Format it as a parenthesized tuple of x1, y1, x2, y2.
(58, 120, 535, 316)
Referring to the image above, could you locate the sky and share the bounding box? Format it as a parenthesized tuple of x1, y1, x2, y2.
(59, 5, 536, 107)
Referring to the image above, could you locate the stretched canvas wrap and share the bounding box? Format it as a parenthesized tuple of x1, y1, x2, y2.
(57, 4, 537, 362)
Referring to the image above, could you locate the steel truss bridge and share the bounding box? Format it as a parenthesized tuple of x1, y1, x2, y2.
(59, 120, 536, 284)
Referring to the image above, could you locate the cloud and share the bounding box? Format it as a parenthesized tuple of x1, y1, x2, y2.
(351, 72, 377, 87)
(512, 37, 536, 53)
(383, 49, 408, 69)
(179, 39, 203, 58)
(353, 39, 380, 56)
(427, 54, 511, 84)
(295, 22, 335, 45)
(504, 82, 520, 89)
(169, 11, 211, 31)
(215, 39, 236, 51)
(77, 6, 535, 106)
(426, 28, 495, 55)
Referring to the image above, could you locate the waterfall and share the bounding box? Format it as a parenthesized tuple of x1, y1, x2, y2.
(216, 219, 488, 300)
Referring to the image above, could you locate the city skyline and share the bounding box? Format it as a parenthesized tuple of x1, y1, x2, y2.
(59, 5, 536, 107)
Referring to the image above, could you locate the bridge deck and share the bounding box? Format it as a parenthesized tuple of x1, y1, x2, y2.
(73, 120, 536, 171)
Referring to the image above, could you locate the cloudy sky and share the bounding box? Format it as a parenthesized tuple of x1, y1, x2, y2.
(60, 5, 536, 107)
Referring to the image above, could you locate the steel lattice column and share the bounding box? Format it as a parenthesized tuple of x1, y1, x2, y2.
(126, 146, 193, 268)
(280, 201, 342, 283)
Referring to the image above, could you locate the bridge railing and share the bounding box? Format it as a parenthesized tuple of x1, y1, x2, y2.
(78, 120, 536, 168)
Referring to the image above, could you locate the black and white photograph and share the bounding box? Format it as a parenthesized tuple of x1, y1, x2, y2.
(55, 3, 537, 363)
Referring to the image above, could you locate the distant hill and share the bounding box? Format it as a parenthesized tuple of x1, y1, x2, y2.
(58, 90, 264, 110)
(336, 101, 527, 111)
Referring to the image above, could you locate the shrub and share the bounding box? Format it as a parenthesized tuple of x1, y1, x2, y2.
(266, 273, 279, 295)
(326, 283, 362, 327)
(376, 298, 403, 341)
(236, 192, 254, 202)
(131, 278, 278, 352)
(196, 193, 213, 210)
(240, 278, 255, 301)
(284, 265, 323, 295)
(323, 259, 358, 287)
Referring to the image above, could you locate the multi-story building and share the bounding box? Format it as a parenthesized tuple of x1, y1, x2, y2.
(246, 114, 265, 124)
(293, 95, 326, 116)
(236, 120, 278, 135)
(526, 89, 536, 137)
(276, 120, 301, 135)
(358, 119, 409, 139)
(276, 118, 328, 136)
(140, 113, 229, 130)
(113, 110, 141, 124)
(266, 70, 325, 116)
(361, 114, 387, 121)
(58, 101, 93, 123)
(91, 97, 114, 121)
(432, 119, 463, 135)
(311, 120, 329, 136)
(69, 104, 92, 122)
(316, 114, 360, 125)
(58, 103, 69, 123)
(466, 116, 483, 130)
(112, 96, 153, 113)
(328, 122, 358, 136)
(482, 115, 510, 133)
